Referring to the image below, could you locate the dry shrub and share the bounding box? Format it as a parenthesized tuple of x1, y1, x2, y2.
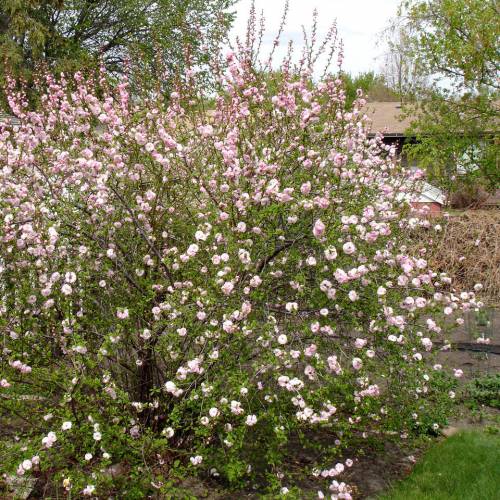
(450, 184, 491, 209)
(420, 210, 500, 305)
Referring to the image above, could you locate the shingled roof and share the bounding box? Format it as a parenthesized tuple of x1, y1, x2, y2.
(363, 101, 413, 137)
(0, 112, 22, 127)
(363, 100, 500, 137)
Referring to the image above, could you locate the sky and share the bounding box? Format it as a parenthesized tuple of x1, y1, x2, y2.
(231, 0, 401, 76)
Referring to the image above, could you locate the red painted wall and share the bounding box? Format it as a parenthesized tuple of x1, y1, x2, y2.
(411, 202, 442, 216)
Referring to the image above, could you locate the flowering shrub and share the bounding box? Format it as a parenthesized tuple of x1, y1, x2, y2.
(0, 19, 482, 498)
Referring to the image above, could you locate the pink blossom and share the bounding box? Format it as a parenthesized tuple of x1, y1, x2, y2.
(42, 431, 57, 448)
(354, 338, 367, 349)
(116, 308, 129, 319)
(277, 334, 288, 345)
(334, 269, 349, 284)
(343, 242, 356, 255)
(352, 358, 363, 370)
(245, 414, 257, 426)
(221, 281, 234, 295)
(313, 219, 325, 238)
(324, 246, 337, 260)
(301, 182, 312, 194)
(186, 244, 199, 257)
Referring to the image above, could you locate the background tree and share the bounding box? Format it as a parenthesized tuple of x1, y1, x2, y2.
(386, 0, 499, 197)
(0, 0, 236, 98)
(341, 71, 398, 108)
(378, 19, 428, 99)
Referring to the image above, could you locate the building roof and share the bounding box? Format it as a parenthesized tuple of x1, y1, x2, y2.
(0, 112, 22, 127)
(413, 182, 446, 205)
(364, 100, 500, 137)
(363, 101, 413, 137)
(396, 180, 446, 206)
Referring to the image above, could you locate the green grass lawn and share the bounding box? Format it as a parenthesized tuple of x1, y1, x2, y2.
(379, 430, 500, 500)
